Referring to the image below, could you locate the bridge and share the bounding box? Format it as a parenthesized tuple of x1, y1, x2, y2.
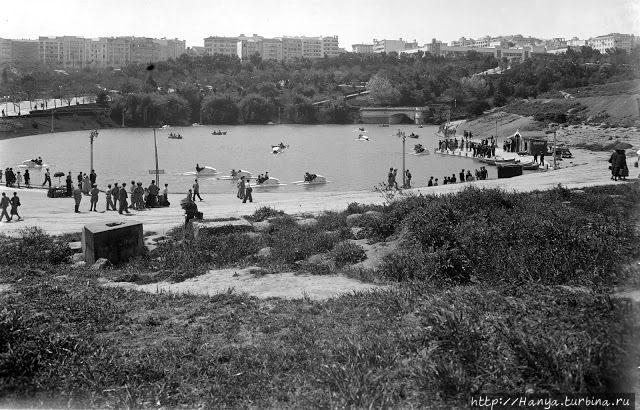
(359, 106, 429, 124)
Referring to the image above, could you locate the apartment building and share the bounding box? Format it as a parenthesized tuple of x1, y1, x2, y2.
(204, 36, 240, 56)
(129, 37, 160, 64)
(0, 38, 12, 65)
(589, 33, 636, 53)
(402, 39, 539, 63)
(281, 37, 303, 60)
(154, 38, 186, 61)
(373, 38, 407, 53)
(352, 43, 374, 53)
(106, 37, 131, 66)
(450, 37, 475, 47)
(322, 35, 340, 57)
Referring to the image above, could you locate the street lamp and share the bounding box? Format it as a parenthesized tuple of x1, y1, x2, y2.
(545, 126, 558, 169)
(89, 130, 99, 172)
(396, 129, 406, 188)
(58, 85, 62, 107)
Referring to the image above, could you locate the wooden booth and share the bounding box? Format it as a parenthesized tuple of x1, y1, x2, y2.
(507, 131, 548, 154)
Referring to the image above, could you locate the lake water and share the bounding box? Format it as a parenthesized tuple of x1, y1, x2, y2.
(0, 124, 505, 194)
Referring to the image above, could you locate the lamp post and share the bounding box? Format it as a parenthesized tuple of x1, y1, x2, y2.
(89, 130, 99, 171)
(396, 129, 406, 188)
(58, 85, 62, 107)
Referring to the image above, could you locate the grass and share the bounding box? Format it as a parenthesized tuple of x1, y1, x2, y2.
(0, 184, 638, 408)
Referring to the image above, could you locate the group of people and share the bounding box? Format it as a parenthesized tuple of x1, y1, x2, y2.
(437, 136, 497, 158)
(236, 176, 253, 203)
(68, 178, 170, 214)
(30, 157, 43, 165)
(2, 168, 30, 188)
(609, 149, 629, 181)
(256, 172, 270, 183)
(0, 191, 22, 222)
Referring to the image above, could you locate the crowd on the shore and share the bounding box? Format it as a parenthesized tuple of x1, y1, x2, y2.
(437, 135, 498, 158)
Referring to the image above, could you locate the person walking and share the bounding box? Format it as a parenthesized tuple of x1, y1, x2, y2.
(129, 180, 137, 209)
(533, 152, 539, 164)
(106, 184, 114, 211)
(134, 182, 145, 210)
(42, 168, 52, 188)
(23, 169, 30, 188)
(193, 179, 203, 201)
(387, 167, 394, 190)
(162, 183, 169, 206)
(15, 171, 22, 188)
(82, 174, 91, 194)
(73, 183, 83, 213)
(89, 184, 99, 212)
(89, 169, 97, 185)
(539, 151, 545, 167)
(614, 149, 629, 181)
(459, 169, 465, 184)
(111, 183, 120, 210)
(147, 180, 160, 207)
(187, 189, 193, 202)
(392, 169, 399, 189)
(66, 172, 73, 197)
(0, 192, 10, 222)
(119, 183, 131, 214)
(237, 176, 245, 199)
(243, 178, 253, 203)
(404, 169, 412, 189)
(428, 176, 433, 187)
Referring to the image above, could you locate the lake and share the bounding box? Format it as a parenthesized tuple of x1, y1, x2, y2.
(0, 124, 504, 194)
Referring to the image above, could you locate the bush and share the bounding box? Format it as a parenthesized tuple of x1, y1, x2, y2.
(247, 206, 285, 222)
(0, 227, 73, 267)
(328, 242, 367, 267)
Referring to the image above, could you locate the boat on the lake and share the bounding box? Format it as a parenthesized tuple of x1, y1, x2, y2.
(408, 133, 419, 139)
(211, 130, 227, 135)
(168, 132, 183, 139)
(272, 143, 289, 154)
(217, 170, 252, 180)
(355, 134, 370, 141)
(20, 159, 44, 167)
(254, 176, 284, 187)
(292, 173, 327, 185)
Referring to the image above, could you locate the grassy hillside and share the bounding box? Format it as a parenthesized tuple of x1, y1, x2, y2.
(0, 114, 120, 140)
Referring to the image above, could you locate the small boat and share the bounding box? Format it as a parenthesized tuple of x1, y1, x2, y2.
(168, 133, 183, 139)
(355, 134, 370, 141)
(211, 130, 227, 135)
(20, 159, 44, 167)
(192, 123, 203, 127)
(195, 166, 218, 176)
(418, 125, 423, 128)
(412, 144, 429, 155)
(292, 173, 328, 185)
(160, 125, 171, 129)
(379, 124, 389, 127)
(356, 127, 366, 132)
(217, 170, 252, 180)
(267, 121, 276, 125)
(254, 177, 284, 187)
(272, 144, 289, 154)
(408, 133, 419, 139)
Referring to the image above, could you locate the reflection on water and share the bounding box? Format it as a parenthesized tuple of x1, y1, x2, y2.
(0, 124, 501, 194)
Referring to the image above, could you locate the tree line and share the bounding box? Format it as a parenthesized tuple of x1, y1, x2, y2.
(1, 44, 638, 126)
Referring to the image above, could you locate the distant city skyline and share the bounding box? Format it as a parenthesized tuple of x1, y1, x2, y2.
(2, 0, 638, 50)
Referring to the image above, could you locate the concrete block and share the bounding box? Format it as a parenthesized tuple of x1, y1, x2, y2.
(82, 221, 144, 265)
(192, 218, 253, 238)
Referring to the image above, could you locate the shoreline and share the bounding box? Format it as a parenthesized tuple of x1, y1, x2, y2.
(0, 154, 636, 237)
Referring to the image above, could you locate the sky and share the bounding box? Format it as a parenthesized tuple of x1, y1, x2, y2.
(2, 0, 639, 49)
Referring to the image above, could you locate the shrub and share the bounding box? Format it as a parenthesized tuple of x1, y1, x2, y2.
(328, 242, 367, 267)
(247, 206, 285, 222)
(0, 227, 73, 267)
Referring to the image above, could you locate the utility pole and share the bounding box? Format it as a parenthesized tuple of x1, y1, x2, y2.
(397, 129, 406, 188)
(51, 110, 54, 132)
(122, 109, 125, 127)
(89, 130, 99, 172)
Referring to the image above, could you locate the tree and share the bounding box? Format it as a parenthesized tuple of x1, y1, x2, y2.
(201, 95, 239, 124)
(238, 94, 274, 124)
(366, 74, 400, 106)
(460, 76, 489, 100)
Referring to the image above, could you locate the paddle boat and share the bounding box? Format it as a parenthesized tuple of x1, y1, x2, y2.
(292, 173, 327, 185)
(160, 125, 171, 129)
(408, 132, 420, 139)
(418, 125, 424, 128)
(379, 124, 389, 127)
(168, 132, 183, 139)
(356, 127, 366, 132)
(20, 158, 44, 167)
(272, 143, 289, 154)
(192, 123, 203, 127)
(355, 134, 370, 141)
(254, 176, 283, 187)
(192, 165, 218, 176)
(412, 144, 429, 155)
(211, 130, 227, 135)
(217, 169, 252, 180)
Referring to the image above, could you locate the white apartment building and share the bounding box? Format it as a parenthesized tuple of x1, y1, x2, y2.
(322, 35, 340, 57)
(352, 43, 374, 53)
(450, 37, 475, 47)
(373, 39, 408, 53)
(0, 38, 14, 65)
(301, 36, 323, 58)
(154, 38, 186, 61)
(281, 37, 303, 60)
(204, 36, 239, 56)
(589, 33, 636, 53)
